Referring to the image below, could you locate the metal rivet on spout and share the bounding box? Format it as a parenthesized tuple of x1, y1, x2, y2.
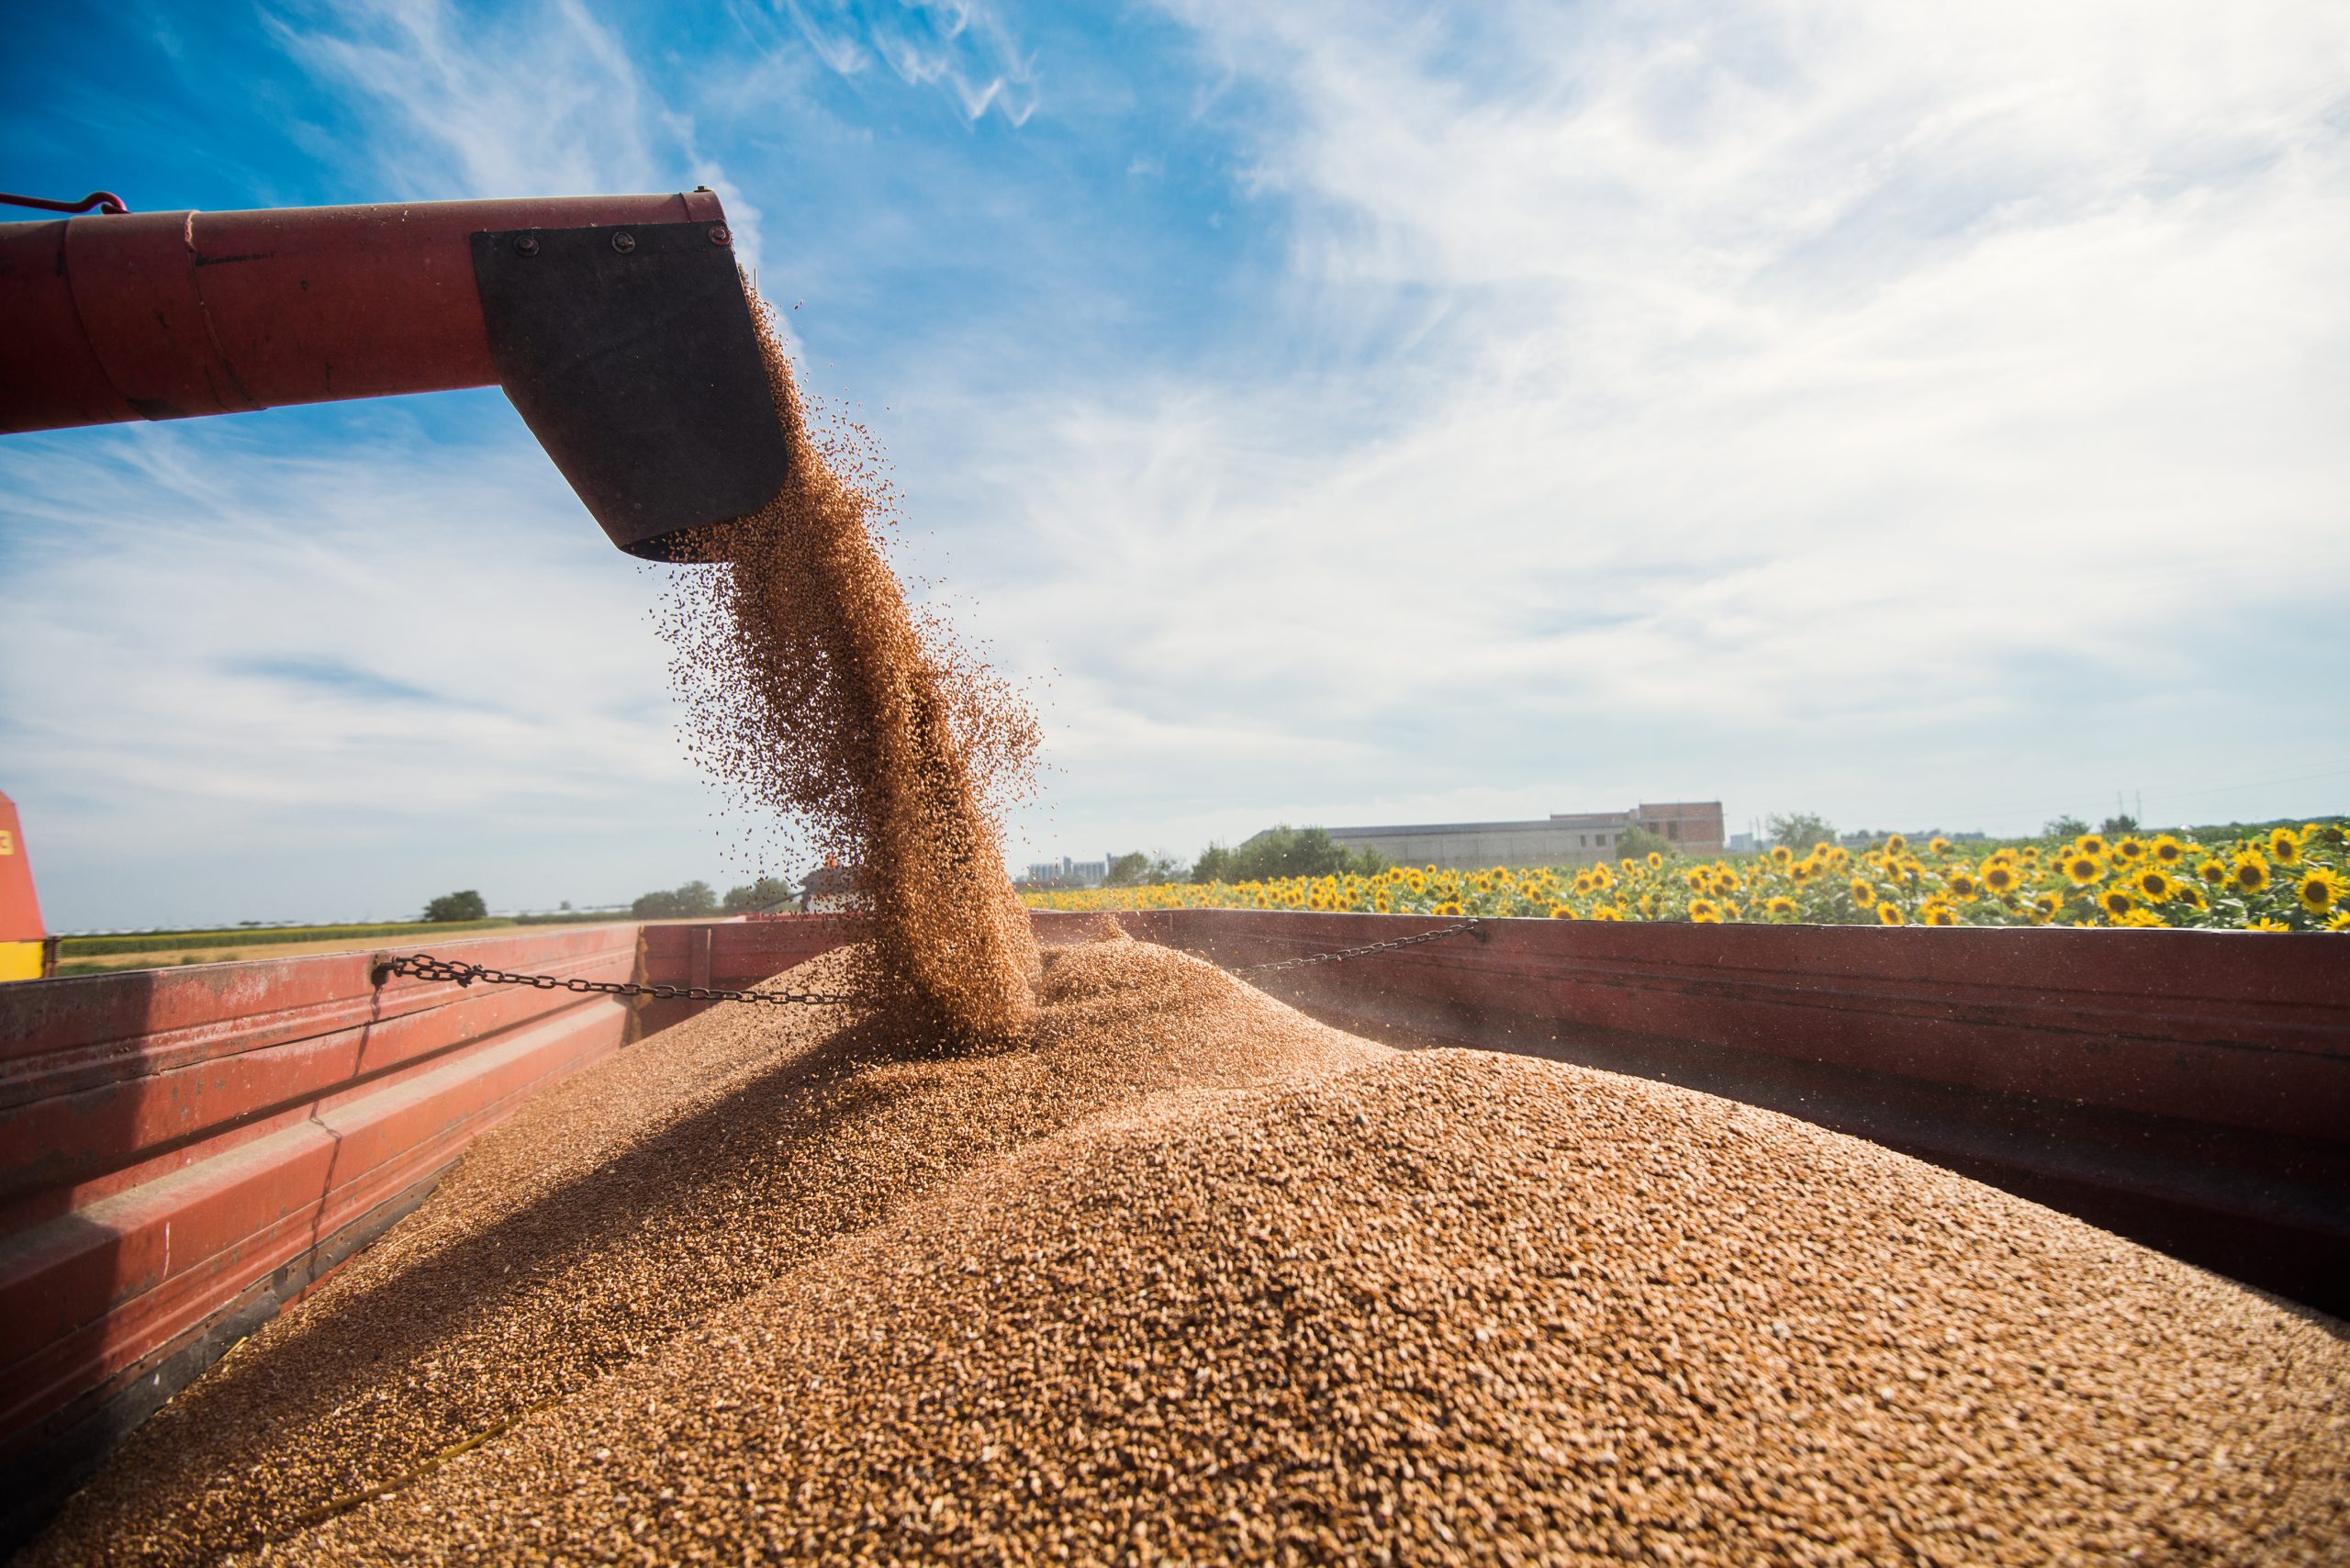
(611, 230, 637, 254)
(710, 225, 732, 246)
(513, 235, 540, 257)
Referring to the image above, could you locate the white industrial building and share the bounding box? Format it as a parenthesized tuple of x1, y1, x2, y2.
(1325, 802, 1725, 871)
(1023, 855, 1108, 889)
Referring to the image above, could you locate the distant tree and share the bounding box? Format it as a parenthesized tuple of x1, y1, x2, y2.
(1617, 825, 1674, 861)
(1192, 826, 1389, 883)
(722, 876, 796, 913)
(1104, 851, 1153, 887)
(2099, 813, 2140, 836)
(632, 880, 719, 919)
(2042, 815, 2089, 840)
(1191, 843, 1238, 883)
(1764, 812, 1836, 853)
(423, 890, 487, 923)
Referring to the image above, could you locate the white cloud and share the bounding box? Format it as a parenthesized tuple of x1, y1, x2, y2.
(269, 0, 767, 272)
(0, 414, 734, 927)
(772, 0, 1039, 126)
(979, 0, 2350, 859)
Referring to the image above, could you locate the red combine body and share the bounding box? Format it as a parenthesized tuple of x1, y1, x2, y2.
(0, 792, 50, 981)
(0, 190, 790, 559)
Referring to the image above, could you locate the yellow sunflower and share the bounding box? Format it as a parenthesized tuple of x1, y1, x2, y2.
(2150, 834, 2186, 864)
(2232, 856, 2271, 894)
(2113, 836, 2147, 864)
(1765, 895, 1797, 920)
(1981, 862, 2020, 897)
(1549, 902, 1576, 920)
(2063, 851, 2105, 886)
(1688, 898, 1722, 924)
(2174, 883, 2207, 912)
(1590, 904, 1624, 921)
(2329, 911, 2350, 932)
(2098, 886, 2136, 919)
(2298, 867, 2346, 915)
(1771, 845, 1793, 865)
(1945, 869, 1982, 902)
(2076, 834, 2109, 857)
(1929, 836, 1951, 854)
(1647, 851, 1665, 870)
(1789, 858, 1817, 885)
(1885, 834, 1908, 853)
(2197, 858, 2228, 885)
(1921, 901, 1959, 926)
(1876, 902, 1905, 926)
(2248, 918, 2290, 933)
(2111, 907, 2166, 928)
(1849, 876, 1874, 905)
(2269, 828, 2303, 866)
(2132, 867, 2175, 902)
(2031, 890, 2064, 921)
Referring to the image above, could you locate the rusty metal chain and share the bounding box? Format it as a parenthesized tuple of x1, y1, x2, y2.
(1231, 918, 1485, 976)
(370, 952, 857, 1007)
(371, 918, 1486, 1012)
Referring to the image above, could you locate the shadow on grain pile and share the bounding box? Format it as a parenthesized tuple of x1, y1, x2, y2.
(25, 926, 1379, 1565)
(29, 926, 2350, 1566)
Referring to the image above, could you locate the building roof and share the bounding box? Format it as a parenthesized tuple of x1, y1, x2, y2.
(1325, 819, 1580, 838)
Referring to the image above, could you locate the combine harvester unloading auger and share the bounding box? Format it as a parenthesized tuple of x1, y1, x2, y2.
(0, 188, 785, 559)
(0, 184, 1044, 1042)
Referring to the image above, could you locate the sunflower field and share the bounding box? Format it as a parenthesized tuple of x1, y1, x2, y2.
(1023, 823, 2350, 932)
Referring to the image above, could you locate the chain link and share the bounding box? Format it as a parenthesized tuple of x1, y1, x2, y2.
(371, 919, 1485, 1010)
(1231, 918, 1486, 976)
(370, 953, 857, 1007)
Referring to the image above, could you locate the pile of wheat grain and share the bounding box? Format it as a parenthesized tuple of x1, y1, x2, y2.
(31, 928, 2348, 1566)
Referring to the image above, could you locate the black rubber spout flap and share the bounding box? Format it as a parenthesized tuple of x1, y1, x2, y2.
(470, 220, 790, 560)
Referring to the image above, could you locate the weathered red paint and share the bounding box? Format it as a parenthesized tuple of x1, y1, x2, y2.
(0, 193, 722, 434)
(0, 924, 638, 1479)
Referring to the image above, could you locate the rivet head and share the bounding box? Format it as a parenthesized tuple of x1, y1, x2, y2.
(710, 224, 732, 246)
(611, 230, 637, 254)
(513, 235, 540, 257)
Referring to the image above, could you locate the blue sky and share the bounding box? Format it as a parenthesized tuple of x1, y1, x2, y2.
(5, 0, 2347, 929)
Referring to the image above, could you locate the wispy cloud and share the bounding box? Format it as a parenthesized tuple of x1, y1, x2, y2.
(0, 411, 727, 925)
(965, 0, 2350, 859)
(266, 0, 767, 270)
(770, 0, 1039, 125)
